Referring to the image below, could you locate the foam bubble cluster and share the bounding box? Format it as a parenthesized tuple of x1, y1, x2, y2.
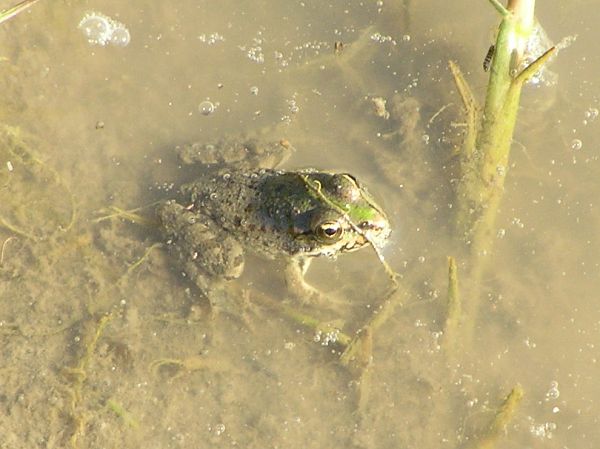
(78, 11, 130, 47)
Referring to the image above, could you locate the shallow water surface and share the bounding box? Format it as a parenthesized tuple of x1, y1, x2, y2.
(1, 1, 599, 448)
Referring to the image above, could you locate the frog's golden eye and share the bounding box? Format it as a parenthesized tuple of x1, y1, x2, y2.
(315, 221, 344, 242)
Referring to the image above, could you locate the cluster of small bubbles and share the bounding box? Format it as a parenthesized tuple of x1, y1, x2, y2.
(273, 50, 288, 67)
(295, 41, 328, 58)
(370, 32, 397, 45)
(198, 100, 216, 116)
(250, 86, 259, 95)
(313, 329, 339, 346)
(570, 138, 583, 151)
(214, 423, 226, 436)
(431, 330, 443, 344)
(402, 34, 411, 42)
(273, 41, 332, 68)
(496, 228, 506, 238)
(155, 182, 175, 192)
(287, 97, 299, 114)
(246, 46, 264, 63)
(294, 40, 328, 52)
(511, 217, 525, 228)
(466, 398, 479, 408)
(78, 11, 130, 47)
(529, 421, 557, 439)
(421, 134, 430, 144)
(545, 381, 560, 400)
(524, 337, 537, 348)
(519, 23, 558, 87)
(406, 77, 419, 91)
(584, 107, 599, 125)
(198, 32, 225, 45)
(239, 33, 265, 64)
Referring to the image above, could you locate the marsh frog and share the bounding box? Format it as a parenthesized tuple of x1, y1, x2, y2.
(157, 138, 391, 306)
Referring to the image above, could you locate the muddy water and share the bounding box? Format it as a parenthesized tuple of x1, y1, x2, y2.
(0, 1, 599, 448)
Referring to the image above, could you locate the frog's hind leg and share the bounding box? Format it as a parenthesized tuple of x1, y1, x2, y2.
(157, 200, 245, 310)
(177, 138, 293, 171)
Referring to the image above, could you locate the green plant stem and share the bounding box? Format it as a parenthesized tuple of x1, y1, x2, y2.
(455, 0, 541, 249)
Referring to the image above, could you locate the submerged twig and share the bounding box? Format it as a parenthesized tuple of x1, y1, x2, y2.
(93, 203, 161, 226)
(449, 61, 478, 159)
(443, 256, 462, 354)
(0, 0, 41, 25)
(471, 385, 524, 449)
(106, 398, 139, 428)
(0, 236, 17, 265)
(340, 283, 403, 365)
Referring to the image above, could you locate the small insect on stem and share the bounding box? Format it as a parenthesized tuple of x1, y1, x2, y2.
(483, 44, 495, 72)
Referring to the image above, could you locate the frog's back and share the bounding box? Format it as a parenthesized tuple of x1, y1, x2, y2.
(182, 169, 325, 257)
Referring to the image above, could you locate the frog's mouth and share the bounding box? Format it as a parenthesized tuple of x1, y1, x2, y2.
(341, 223, 391, 254)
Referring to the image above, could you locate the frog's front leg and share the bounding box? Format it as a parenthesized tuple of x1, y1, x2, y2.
(284, 257, 327, 303)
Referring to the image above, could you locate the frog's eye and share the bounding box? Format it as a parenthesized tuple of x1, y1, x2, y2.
(315, 220, 344, 242)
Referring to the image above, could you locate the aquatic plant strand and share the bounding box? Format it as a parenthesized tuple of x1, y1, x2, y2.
(300, 174, 398, 285)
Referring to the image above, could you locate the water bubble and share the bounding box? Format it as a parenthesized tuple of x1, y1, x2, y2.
(110, 26, 131, 47)
(78, 13, 112, 46)
(250, 86, 259, 95)
(199, 100, 215, 116)
(570, 138, 583, 151)
(530, 421, 557, 439)
(584, 107, 599, 123)
(546, 381, 560, 400)
(78, 12, 131, 47)
(402, 34, 411, 42)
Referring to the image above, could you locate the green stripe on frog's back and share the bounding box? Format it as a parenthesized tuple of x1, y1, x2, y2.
(299, 172, 388, 225)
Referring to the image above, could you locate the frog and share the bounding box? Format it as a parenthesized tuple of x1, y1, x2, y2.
(157, 137, 391, 308)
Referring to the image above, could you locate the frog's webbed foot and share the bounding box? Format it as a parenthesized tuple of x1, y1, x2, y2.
(284, 257, 328, 304)
(177, 138, 293, 170)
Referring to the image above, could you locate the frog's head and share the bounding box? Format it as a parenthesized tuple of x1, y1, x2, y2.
(300, 172, 391, 257)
